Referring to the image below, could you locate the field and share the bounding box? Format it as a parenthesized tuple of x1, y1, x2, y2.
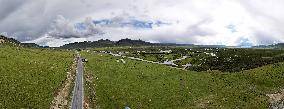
(82, 47, 284, 108)
(1, 44, 284, 108)
(94, 47, 284, 72)
(0, 45, 74, 108)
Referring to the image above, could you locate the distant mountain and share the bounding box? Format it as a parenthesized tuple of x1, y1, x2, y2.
(21, 43, 41, 48)
(60, 38, 153, 49)
(0, 35, 40, 48)
(60, 38, 201, 49)
(61, 39, 115, 49)
(272, 43, 284, 48)
(116, 38, 151, 46)
(253, 43, 284, 48)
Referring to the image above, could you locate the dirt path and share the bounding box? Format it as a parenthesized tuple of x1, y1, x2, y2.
(50, 58, 76, 109)
(267, 89, 284, 108)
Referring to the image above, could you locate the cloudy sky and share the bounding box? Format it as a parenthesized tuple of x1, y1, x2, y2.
(0, 0, 284, 47)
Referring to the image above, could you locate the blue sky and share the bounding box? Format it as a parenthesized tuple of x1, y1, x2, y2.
(0, 0, 284, 47)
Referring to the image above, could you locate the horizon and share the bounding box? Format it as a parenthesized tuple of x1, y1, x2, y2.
(13, 37, 283, 48)
(1, 0, 284, 47)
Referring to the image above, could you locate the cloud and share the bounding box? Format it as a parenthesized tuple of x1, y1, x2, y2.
(226, 24, 238, 33)
(2, 0, 284, 47)
(48, 15, 103, 39)
(92, 18, 169, 29)
(236, 37, 253, 47)
(0, 0, 28, 21)
(25, 34, 88, 47)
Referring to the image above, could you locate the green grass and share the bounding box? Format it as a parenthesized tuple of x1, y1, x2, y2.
(0, 46, 74, 108)
(82, 51, 284, 109)
(174, 57, 192, 66)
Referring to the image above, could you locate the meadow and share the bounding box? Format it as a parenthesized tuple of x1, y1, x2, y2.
(92, 47, 284, 72)
(1, 44, 283, 108)
(82, 48, 284, 108)
(0, 45, 74, 108)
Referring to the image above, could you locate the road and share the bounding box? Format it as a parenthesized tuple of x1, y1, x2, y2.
(71, 56, 84, 109)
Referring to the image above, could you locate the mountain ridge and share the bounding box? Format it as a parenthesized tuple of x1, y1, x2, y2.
(59, 38, 198, 49)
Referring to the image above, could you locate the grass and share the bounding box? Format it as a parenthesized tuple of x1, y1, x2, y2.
(0, 46, 74, 108)
(93, 47, 284, 72)
(82, 51, 284, 109)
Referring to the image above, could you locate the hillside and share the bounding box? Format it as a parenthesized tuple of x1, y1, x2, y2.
(0, 35, 21, 46)
(0, 35, 40, 48)
(0, 44, 74, 108)
(82, 49, 284, 108)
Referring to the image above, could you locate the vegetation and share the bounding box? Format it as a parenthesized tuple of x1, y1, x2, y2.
(253, 43, 284, 48)
(0, 35, 40, 48)
(1, 34, 284, 108)
(188, 48, 284, 72)
(21, 43, 41, 48)
(82, 50, 284, 108)
(0, 45, 74, 108)
(93, 47, 284, 72)
(60, 38, 153, 49)
(0, 35, 21, 46)
(60, 38, 196, 49)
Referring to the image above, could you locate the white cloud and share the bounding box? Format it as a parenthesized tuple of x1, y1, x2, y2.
(48, 15, 102, 38)
(1, 0, 284, 47)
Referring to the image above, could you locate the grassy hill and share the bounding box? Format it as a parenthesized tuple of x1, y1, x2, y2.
(82, 49, 284, 109)
(0, 35, 40, 48)
(0, 35, 21, 46)
(0, 45, 74, 108)
(1, 34, 283, 108)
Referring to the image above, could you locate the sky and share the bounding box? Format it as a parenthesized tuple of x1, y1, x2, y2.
(0, 0, 284, 47)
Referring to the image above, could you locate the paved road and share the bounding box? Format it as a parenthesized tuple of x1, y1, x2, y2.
(71, 56, 84, 109)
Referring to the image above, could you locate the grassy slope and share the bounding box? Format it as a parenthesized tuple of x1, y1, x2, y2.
(0, 46, 74, 108)
(83, 51, 284, 109)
